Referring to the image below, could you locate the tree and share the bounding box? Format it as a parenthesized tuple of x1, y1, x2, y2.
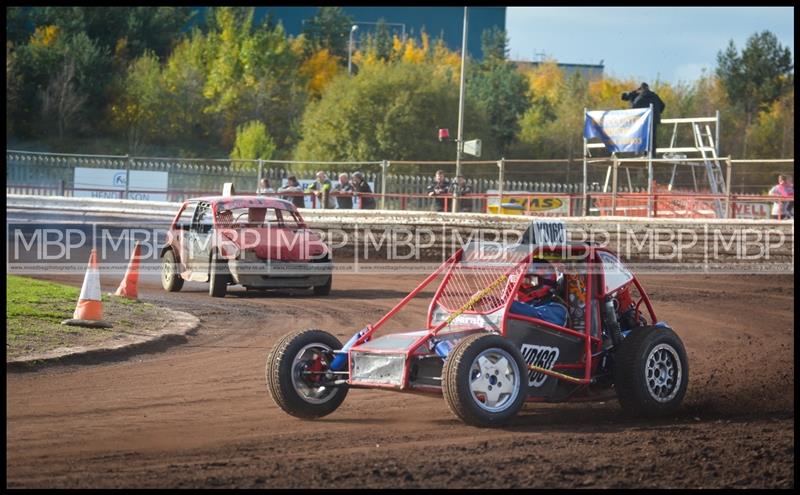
(110, 51, 167, 154)
(716, 30, 793, 156)
(479, 26, 509, 68)
(301, 7, 353, 61)
(6, 42, 23, 137)
(293, 62, 495, 168)
(467, 29, 530, 155)
(230, 120, 277, 170)
(39, 57, 87, 140)
(161, 29, 211, 146)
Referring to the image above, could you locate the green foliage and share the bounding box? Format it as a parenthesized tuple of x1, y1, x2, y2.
(110, 50, 167, 154)
(716, 31, 793, 115)
(468, 31, 530, 156)
(301, 7, 353, 61)
(479, 26, 509, 68)
(293, 61, 495, 170)
(359, 18, 393, 62)
(716, 31, 793, 156)
(3, 9, 794, 164)
(230, 120, 277, 168)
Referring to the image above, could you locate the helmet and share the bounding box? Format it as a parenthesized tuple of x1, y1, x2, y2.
(519, 260, 562, 301)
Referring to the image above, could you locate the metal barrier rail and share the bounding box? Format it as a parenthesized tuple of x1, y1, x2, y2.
(6, 183, 794, 220)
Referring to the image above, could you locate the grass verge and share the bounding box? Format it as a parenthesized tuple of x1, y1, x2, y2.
(6, 275, 175, 361)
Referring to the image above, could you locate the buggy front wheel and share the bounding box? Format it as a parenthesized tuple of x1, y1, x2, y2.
(613, 325, 689, 416)
(442, 333, 528, 427)
(266, 329, 348, 419)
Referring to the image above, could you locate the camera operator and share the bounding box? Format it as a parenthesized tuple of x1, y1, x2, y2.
(621, 82, 666, 154)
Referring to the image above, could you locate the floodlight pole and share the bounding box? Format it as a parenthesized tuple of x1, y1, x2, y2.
(452, 6, 468, 213)
(348, 25, 358, 75)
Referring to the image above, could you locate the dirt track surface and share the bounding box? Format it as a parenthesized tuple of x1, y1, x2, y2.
(6, 273, 794, 488)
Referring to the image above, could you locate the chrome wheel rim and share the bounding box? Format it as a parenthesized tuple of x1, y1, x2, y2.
(468, 348, 520, 413)
(291, 343, 338, 405)
(645, 343, 682, 403)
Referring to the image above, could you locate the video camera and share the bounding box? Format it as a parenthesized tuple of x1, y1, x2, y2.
(620, 89, 639, 102)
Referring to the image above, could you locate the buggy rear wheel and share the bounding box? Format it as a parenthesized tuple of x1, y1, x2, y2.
(613, 325, 689, 416)
(266, 329, 348, 419)
(442, 333, 528, 427)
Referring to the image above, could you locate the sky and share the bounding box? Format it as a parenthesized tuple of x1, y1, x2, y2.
(506, 7, 794, 86)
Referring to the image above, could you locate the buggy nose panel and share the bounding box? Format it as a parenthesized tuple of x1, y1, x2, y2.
(350, 352, 406, 388)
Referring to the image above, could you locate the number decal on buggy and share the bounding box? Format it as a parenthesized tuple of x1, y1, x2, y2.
(520, 344, 560, 387)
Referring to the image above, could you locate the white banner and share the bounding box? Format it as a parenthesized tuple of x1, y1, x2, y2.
(74, 168, 168, 201)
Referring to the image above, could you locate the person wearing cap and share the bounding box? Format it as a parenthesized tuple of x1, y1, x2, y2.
(624, 82, 666, 154)
(350, 172, 376, 209)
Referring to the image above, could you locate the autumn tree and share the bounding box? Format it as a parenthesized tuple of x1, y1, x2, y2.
(293, 61, 495, 168)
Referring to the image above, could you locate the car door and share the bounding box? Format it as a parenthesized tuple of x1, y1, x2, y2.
(173, 201, 197, 274)
(187, 201, 214, 280)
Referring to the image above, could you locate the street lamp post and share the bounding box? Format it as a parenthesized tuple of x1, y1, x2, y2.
(348, 25, 358, 75)
(452, 7, 468, 213)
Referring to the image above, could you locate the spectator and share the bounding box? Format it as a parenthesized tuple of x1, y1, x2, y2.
(449, 175, 474, 212)
(622, 82, 666, 154)
(350, 171, 376, 209)
(306, 171, 335, 209)
(769, 174, 794, 220)
(427, 169, 451, 212)
(256, 178, 274, 196)
(278, 175, 305, 208)
(332, 172, 353, 209)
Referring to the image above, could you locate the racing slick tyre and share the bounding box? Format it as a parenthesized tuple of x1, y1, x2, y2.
(613, 325, 689, 417)
(266, 329, 349, 419)
(312, 275, 332, 296)
(209, 250, 229, 298)
(161, 249, 184, 292)
(442, 333, 529, 427)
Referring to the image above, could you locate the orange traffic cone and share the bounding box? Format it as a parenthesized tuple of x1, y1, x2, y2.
(114, 241, 141, 300)
(62, 248, 113, 328)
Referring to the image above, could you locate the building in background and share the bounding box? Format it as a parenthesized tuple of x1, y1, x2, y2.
(513, 60, 605, 81)
(190, 7, 506, 60)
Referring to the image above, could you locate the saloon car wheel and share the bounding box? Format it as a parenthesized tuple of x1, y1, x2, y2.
(266, 329, 349, 419)
(613, 325, 689, 416)
(442, 333, 528, 427)
(161, 249, 184, 292)
(209, 250, 229, 298)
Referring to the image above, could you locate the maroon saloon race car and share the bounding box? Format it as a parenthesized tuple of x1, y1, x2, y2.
(266, 220, 689, 427)
(161, 195, 332, 297)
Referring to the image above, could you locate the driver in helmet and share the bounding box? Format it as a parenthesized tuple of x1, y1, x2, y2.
(510, 259, 569, 327)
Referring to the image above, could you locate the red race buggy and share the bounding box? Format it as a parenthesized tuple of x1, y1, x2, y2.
(266, 221, 688, 427)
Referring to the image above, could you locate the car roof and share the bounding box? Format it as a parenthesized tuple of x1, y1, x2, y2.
(186, 195, 297, 211)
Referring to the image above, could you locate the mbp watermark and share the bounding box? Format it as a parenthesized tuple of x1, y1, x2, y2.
(6, 220, 793, 276)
